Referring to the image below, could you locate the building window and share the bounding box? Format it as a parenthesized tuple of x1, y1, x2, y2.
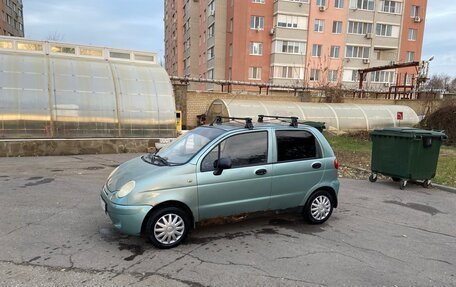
(351, 70, 360, 82)
(250, 42, 263, 55)
(277, 15, 308, 29)
(316, 0, 326, 6)
(345, 45, 370, 58)
(230, 18, 233, 32)
(381, 1, 402, 14)
(208, 24, 215, 38)
(349, 0, 374, 11)
(411, 5, 420, 17)
(335, 0, 344, 8)
(250, 16, 264, 30)
(375, 23, 399, 37)
(289, 0, 309, 2)
(330, 45, 340, 58)
(314, 19, 324, 32)
(371, 71, 395, 83)
(328, 70, 338, 82)
(310, 69, 320, 81)
(405, 74, 413, 85)
(406, 51, 415, 62)
(272, 66, 304, 79)
(252, 0, 265, 3)
(408, 28, 417, 41)
(208, 69, 214, 79)
(249, 67, 262, 80)
(276, 40, 306, 54)
(332, 21, 342, 34)
(348, 21, 373, 34)
(274, 66, 303, 79)
(207, 46, 215, 60)
(312, 44, 322, 57)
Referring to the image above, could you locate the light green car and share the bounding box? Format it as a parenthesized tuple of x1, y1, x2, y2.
(100, 118, 340, 249)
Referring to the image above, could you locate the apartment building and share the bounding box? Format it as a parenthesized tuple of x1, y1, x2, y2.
(164, 0, 427, 90)
(1, 0, 24, 37)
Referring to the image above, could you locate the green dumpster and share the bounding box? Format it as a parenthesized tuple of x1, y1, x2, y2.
(301, 121, 326, 133)
(369, 127, 447, 189)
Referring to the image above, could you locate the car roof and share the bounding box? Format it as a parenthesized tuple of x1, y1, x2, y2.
(204, 121, 314, 132)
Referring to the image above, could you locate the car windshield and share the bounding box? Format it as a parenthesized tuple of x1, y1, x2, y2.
(152, 127, 225, 165)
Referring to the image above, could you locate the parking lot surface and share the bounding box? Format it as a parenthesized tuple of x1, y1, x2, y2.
(0, 154, 455, 286)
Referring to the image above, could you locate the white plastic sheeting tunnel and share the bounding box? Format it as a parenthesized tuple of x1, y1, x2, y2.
(206, 99, 419, 131)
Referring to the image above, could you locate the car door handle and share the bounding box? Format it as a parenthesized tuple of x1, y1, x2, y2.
(312, 162, 322, 169)
(255, 169, 267, 176)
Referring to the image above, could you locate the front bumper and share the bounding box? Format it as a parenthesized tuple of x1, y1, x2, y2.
(100, 186, 152, 235)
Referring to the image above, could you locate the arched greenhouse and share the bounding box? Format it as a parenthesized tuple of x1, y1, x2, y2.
(0, 36, 176, 138)
(206, 99, 419, 131)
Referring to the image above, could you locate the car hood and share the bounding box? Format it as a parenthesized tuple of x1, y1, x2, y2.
(106, 156, 165, 191)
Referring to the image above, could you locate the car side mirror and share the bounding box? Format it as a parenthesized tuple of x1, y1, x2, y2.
(213, 157, 232, 176)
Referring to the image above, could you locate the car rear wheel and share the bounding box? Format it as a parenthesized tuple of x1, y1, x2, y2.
(146, 207, 190, 249)
(304, 190, 334, 224)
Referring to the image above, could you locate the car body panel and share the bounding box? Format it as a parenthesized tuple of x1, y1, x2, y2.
(100, 124, 340, 236)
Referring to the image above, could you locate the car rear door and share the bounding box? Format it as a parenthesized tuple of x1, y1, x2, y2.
(269, 129, 325, 210)
(196, 130, 272, 220)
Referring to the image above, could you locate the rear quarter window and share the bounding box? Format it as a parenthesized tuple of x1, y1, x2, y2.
(276, 130, 321, 162)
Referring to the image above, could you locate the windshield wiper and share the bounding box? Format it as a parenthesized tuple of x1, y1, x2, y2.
(150, 154, 169, 166)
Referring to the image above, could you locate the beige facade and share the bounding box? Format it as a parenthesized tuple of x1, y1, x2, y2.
(164, 0, 427, 91)
(0, 0, 24, 37)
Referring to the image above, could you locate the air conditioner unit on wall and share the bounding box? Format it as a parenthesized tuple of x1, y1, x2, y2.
(269, 28, 275, 35)
(414, 16, 421, 23)
(365, 33, 372, 39)
(209, 10, 215, 16)
(363, 59, 370, 64)
(319, 6, 325, 12)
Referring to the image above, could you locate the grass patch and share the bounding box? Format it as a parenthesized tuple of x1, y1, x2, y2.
(325, 132, 456, 188)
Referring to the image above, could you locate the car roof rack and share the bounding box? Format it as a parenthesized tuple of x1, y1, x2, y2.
(257, 115, 299, 128)
(210, 116, 254, 129)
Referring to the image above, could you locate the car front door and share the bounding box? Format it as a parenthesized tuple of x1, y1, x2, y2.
(269, 129, 325, 210)
(196, 130, 272, 220)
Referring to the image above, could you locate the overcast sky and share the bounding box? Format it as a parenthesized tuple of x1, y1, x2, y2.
(22, 0, 456, 76)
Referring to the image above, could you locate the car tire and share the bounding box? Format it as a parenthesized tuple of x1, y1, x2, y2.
(303, 190, 334, 224)
(146, 207, 190, 249)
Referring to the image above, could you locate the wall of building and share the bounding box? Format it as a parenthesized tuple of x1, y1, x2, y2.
(0, 0, 24, 37)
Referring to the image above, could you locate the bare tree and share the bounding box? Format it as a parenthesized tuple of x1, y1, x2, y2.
(46, 32, 65, 42)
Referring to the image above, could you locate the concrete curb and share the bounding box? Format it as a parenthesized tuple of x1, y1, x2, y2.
(433, 183, 456, 194)
(343, 165, 456, 194)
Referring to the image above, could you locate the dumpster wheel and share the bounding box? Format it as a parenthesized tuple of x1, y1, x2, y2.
(400, 180, 407, 190)
(422, 179, 431, 188)
(369, 173, 378, 183)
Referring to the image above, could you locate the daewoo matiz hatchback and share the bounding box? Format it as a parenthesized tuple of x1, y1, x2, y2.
(100, 116, 340, 249)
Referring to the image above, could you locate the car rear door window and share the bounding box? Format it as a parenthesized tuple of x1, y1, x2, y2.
(276, 130, 320, 162)
(201, 131, 268, 171)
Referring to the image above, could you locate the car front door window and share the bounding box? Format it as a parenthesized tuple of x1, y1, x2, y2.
(201, 131, 268, 172)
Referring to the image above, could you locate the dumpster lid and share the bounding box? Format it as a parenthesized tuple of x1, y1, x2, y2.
(370, 127, 448, 139)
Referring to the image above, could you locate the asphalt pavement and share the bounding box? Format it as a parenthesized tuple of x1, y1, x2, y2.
(0, 154, 455, 286)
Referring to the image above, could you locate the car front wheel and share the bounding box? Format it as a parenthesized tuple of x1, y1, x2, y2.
(304, 190, 334, 224)
(146, 207, 190, 249)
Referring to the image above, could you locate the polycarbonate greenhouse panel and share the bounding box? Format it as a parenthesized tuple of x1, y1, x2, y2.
(0, 37, 176, 138)
(206, 99, 419, 131)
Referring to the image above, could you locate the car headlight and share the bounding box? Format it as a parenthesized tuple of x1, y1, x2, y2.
(118, 181, 135, 198)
